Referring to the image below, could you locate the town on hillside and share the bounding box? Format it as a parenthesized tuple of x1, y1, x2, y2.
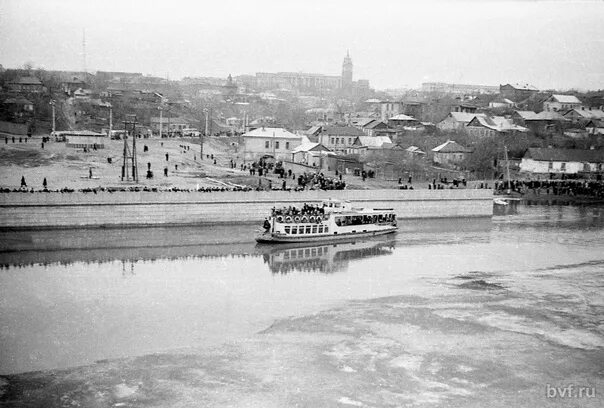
(1, 56, 603, 197)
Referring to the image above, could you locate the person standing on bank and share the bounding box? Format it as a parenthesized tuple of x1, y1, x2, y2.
(21, 176, 27, 188)
(43, 178, 47, 189)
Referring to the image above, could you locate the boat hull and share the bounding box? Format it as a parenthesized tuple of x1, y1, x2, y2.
(256, 226, 398, 243)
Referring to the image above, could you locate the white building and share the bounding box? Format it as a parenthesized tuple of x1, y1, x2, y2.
(291, 142, 334, 167)
(543, 94, 582, 112)
(519, 148, 604, 174)
(241, 127, 302, 161)
(64, 130, 107, 148)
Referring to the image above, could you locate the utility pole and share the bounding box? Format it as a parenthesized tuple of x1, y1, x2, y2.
(272, 130, 276, 160)
(49, 100, 56, 134)
(122, 114, 139, 182)
(158, 106, 163, 139)
(203, 108, 209, 159)
(108, 103, 113, 137)
(504, 145, 511, 194)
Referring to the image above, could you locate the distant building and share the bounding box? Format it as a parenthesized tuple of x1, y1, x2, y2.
(341, 51, 353, 91)
(405, 146, 426, 157)
(422, 82, 499, 95)
(316, 126, 365, 154)
(519, 148, 604, 174)
(349, 136, 393, 157)
(388, 114, 420, 128)
(585, 120, 604, 135)
(488, 96, 515, 109)
(8, 76, 44, 93)
(361, 120, 389, 137)
(436, 112, 486, 132)
(375, 101, 404, 121)
(432, 140, 472, 166)
(256, 72, 341, 91)
(543, 94, 582, 112)
(64, 130, 106, 149)
(563, 107, 604, 124)
(291, 142, 334, 167)
(466, 115, 528, 138)
(253, 52, 369, 93)
(96, 71, 143, 81)
(150, 117, 190, 133)
(2, 96, 34, 120)
(241, 127, 302, 161)
(499, 83, 539, 102)
(512, 110, 568, 135)
(61, 77, 87, 95)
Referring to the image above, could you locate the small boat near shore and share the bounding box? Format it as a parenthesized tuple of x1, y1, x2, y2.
(255, 199, 398, 243)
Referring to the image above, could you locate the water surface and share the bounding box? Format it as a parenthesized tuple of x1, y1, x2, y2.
(1, 203, 603, 375)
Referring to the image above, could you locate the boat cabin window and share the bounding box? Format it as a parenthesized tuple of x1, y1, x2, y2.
(312, 225, 317, 234)
(318, 225, 323, 233)
(291, 226, 297, 234)
(285, 226, 290, 234)
(324, 226, 329, 233)
(305, 226, 311, 234)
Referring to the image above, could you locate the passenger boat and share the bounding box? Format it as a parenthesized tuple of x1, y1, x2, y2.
(256, 199, 398, 243)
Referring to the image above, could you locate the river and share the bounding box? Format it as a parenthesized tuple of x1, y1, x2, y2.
(1, 202, 603, 380)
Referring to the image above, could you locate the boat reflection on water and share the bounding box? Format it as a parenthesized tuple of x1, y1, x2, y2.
(257, 236, 396, 274)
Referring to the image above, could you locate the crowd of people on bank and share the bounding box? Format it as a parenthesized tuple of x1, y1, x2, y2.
(0, 184, 255, 194)
(297, 172, 346, 190)
(495, 179, 604, 198)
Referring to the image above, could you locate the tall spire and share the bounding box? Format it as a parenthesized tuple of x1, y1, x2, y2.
(341, 51, 353, 90)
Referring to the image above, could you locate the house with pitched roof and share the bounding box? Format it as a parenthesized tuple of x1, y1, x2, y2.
(585, 120, 604, 135)
(563, 107, 604, 124)
(512, 110, 568, 135)
(291, 142, 334, 167)
(466, 115, 528, 138)
(2, 96, 34, 120)
(362, 120, 391, 137)
(347, 136, 394, 158)
(436, 112, 486, 132)
(8, 76, 45, 93)
(241, 127, 302, 161)
(388, 114, 420, 128)
(519, 148, 604, 174)
(488, 96, 516, 109)
(317, 125, 365, 154)
(543, 94, 582, 112)
(432, 140, 472, 166)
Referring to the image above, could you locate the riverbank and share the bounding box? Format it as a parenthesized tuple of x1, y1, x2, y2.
(0, 189, 493, 229)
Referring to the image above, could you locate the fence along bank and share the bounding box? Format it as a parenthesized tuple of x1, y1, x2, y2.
(0, 189, 493, 229)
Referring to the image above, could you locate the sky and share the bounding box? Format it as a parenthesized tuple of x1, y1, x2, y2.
(1, 0, 603, 91)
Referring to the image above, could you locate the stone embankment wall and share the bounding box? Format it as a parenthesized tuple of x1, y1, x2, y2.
(0, 189, 493, 229)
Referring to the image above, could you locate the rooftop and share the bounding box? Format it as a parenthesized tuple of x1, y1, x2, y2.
(525, 148, 604, 163)
(432, 140, 472, 153)
(549, 94, 582, 104)
(322, 126, 365, 137)
(243, 127, 301, 139)
(389, 114, 417, 122)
